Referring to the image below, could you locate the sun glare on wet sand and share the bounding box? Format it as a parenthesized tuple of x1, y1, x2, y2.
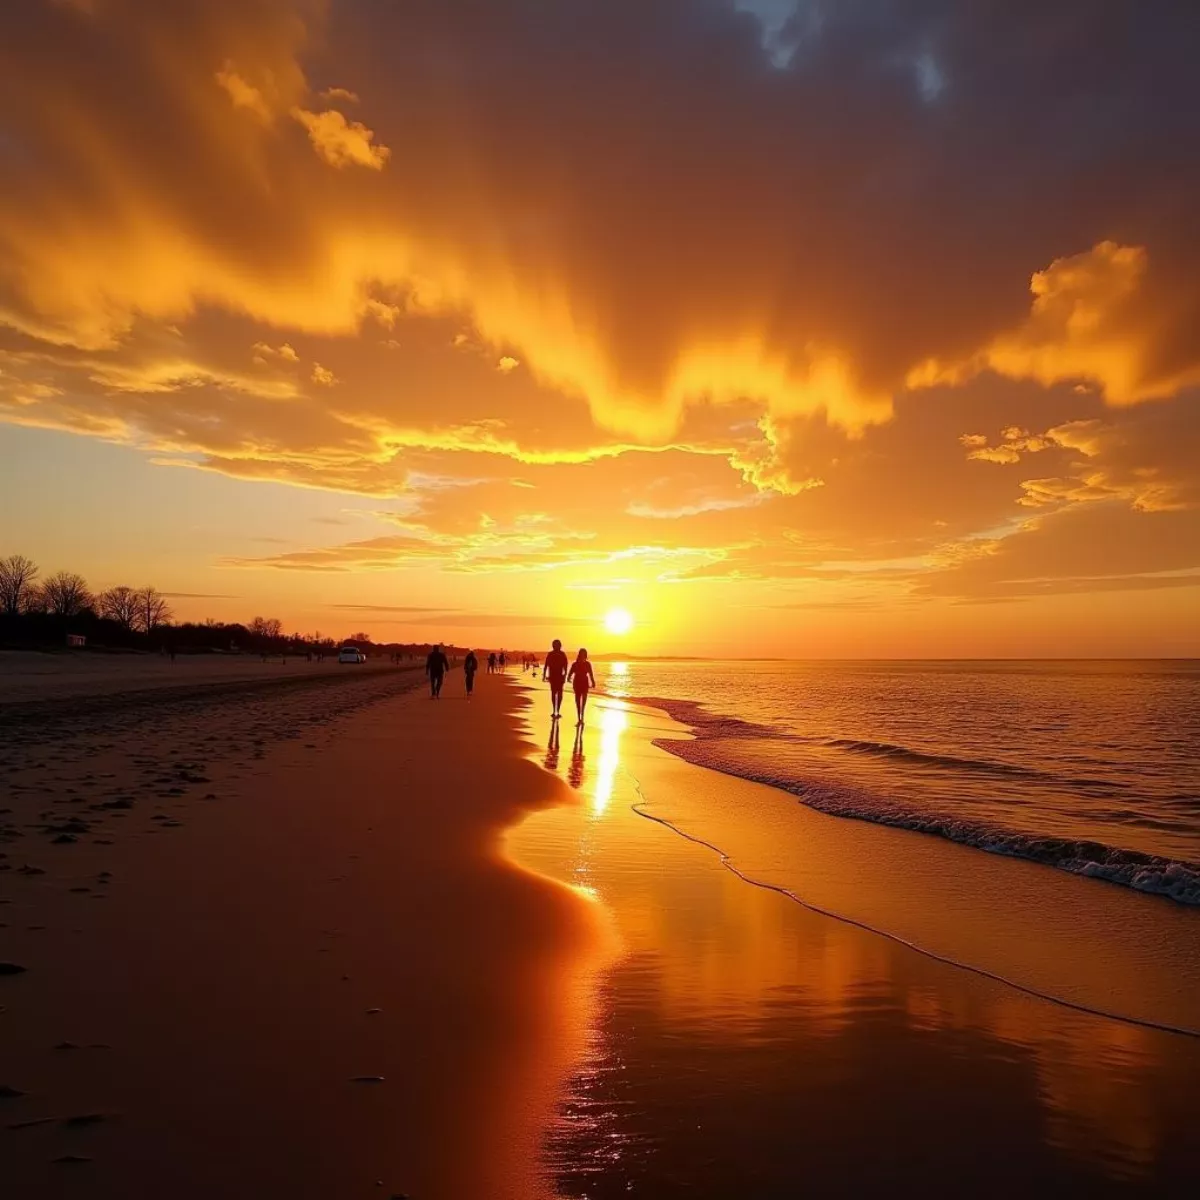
(604, 607, 635, 636)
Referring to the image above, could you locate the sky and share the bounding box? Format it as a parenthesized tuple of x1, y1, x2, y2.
(1, 0, 1198, 656)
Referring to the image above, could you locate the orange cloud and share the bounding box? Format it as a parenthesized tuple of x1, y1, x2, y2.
(290, 107, 390, 169)
(913, 243, 1200, 405)
(1, 0, 1198, 634)
(215, 65, 274, 123)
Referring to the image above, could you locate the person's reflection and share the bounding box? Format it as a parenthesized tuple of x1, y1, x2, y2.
(544, 720, 561, 772)
(567, 725, 586, 790)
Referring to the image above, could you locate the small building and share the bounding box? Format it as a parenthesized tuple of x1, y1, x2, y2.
(66, 634, 86, 648)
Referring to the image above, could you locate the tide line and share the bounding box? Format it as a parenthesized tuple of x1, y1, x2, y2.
(625, 769, 1200, 1042)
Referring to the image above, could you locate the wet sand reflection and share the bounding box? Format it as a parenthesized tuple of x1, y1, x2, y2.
(511, 689, 1200, 1195)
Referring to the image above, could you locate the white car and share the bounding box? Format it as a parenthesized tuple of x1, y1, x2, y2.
(338, 646, 366, 664)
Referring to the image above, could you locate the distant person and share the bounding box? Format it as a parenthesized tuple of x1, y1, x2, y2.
(499, 650, 507, 672)
(464, 649, 478, 698)
(488, 651, 497, 674)
(542, 638, 569, 720)
(568, 647, 596, 726)
(426, 643, 449, 699)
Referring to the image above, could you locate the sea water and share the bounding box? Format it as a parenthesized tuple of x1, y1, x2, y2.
(599, 659, 1200, 905)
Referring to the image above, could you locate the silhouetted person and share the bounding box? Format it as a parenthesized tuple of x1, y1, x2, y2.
(568, 647, 596, 726)
(488, 652, 497, 674)
(543, 638, 569, 719)
(464, 649, 478, 698)
(426, 643, 449, 699)
(499, 650, 507, 672)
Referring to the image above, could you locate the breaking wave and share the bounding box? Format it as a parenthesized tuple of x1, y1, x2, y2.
(636, 695, 1200, 907)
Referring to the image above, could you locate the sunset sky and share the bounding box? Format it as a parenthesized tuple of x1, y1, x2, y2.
(2, 0, 1198, 656)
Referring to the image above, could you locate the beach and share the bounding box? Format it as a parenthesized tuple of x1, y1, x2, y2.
(2, 657, 608, 1198)
(3, 656, 1199, 1196)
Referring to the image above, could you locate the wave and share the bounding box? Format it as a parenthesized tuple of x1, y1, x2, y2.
(637, 695, 1118, 788)
(635, 695, 1200, 907)
(823, 737, 1120, 789)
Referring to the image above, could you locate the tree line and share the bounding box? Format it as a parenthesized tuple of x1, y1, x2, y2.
(1, 555, 171, 630)
(0, 554, 465, 659)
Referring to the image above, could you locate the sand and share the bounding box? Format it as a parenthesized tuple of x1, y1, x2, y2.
(0, 647, 407, 706)
(4, 658, 1199, 1197)
(1, 663, 608, 1198)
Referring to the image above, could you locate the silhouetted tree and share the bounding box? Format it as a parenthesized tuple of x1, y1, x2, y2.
(39, 571, 93, 619)
(98, 585, 140, 631)
(0, 554, 39, 616)
(136, 586, 172, 634)
(248, 616, 283, 640)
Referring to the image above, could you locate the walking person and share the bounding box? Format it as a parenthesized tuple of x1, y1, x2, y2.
(542, 638, 569, 720)
(426, 643, 449, 699)
(568, 647, 596, 726)
(464, 649, 478, 699)
(488, 651, 497, 674)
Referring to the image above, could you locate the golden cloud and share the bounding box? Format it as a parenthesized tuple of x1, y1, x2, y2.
(1, 0, 1198, 619)
(290, 107, 391, 170)
(215, 65, 274, 123)
(913, 243, 1200, 405)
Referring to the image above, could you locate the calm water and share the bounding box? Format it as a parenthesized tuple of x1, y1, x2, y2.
(599, 660, 1200, 905)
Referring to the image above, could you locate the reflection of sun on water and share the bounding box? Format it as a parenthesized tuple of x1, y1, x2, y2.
(605, 660, 630, 698)
(592, 703, 628, 817)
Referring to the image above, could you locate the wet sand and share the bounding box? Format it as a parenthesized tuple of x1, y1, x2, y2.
(512, 686, 1200, 1196)
(1, 667, 609, 1198)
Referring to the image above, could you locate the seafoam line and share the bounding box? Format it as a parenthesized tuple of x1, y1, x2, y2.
(624, 768, 1200, 1042)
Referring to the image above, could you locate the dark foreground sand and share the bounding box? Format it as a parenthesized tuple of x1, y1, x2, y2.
(2, 665, 607, 1198)
(4, 663, 1199, 1198)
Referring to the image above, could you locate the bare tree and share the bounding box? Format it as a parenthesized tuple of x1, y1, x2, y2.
(0, 554, 39, 616)
(136, 586, 173, 634)
(98, 585, 140, 631)
(248, 616, 284, 640)
(40, 571, 93, 619)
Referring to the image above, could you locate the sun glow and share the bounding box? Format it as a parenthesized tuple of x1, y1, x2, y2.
(604, 607, 635, 636)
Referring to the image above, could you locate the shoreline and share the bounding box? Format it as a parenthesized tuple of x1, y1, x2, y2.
(509, 681, 1200, 1194)
(606, 691, 1200, 1034)
(5, 661, 1199, 1195)
(634, 691, 1200, 908)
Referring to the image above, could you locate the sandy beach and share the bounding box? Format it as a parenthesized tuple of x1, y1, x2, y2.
(1, 659, 608, 1198)
(3, 658, 1199, 1197)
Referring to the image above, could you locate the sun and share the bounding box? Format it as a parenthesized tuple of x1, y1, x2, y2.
(604, 607, 635, 636)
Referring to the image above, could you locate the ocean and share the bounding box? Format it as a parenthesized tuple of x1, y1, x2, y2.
(598, 659, 1200, 906)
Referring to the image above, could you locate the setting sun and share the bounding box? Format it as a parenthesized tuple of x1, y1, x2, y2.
(604, 607, 635, 636)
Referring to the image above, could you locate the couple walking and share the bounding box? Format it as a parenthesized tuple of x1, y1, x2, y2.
(542, 639, 596, 725)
